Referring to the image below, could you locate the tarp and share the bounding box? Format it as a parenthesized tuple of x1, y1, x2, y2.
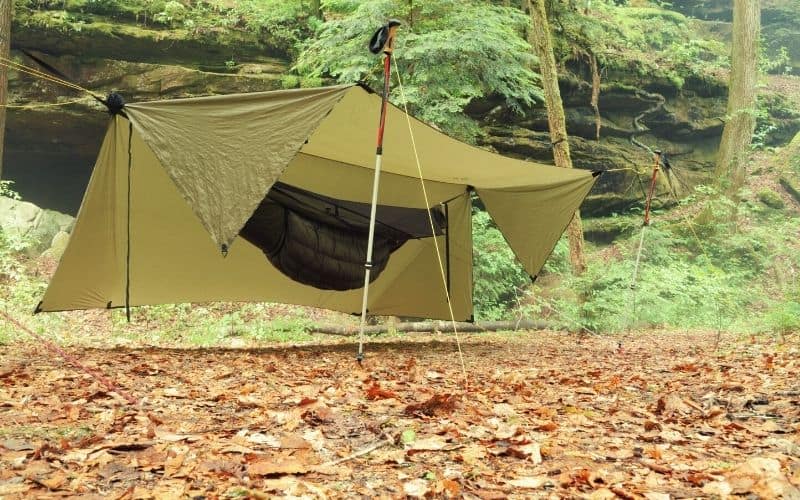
(37, 84, 598, 320)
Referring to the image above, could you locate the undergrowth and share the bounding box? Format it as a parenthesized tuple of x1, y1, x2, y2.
(521, 183, 800, 337)
(3, 162, 799, 344)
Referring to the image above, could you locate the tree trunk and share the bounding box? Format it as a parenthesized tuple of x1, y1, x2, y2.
(0, 0, 11, 180)
(309, 0, 322, 20)
(527, 0, 587, 274)
(715, 0, 760, 193)
(312, 319, 551, 336)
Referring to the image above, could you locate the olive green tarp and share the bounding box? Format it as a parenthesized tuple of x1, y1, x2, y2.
(37, 84, 598, 320)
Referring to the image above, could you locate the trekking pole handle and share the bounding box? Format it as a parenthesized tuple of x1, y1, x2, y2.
(369, 20, 402, 55)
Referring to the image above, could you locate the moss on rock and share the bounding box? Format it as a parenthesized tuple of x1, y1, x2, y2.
(758, 189, 786, 209)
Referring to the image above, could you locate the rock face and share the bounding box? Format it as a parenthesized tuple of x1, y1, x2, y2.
(3, 2, 799, 219)
(470, 73, 733, 215)
(0, 196, 74, 256)
(4, 49, 287, 214)
(670, 0, 800, 74)
(5, 3, 289, 214)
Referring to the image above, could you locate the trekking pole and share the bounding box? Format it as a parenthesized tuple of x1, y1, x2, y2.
(643, 150, 661, 227)
(630, 150, 662, 325)
(357, 20, 401, 363)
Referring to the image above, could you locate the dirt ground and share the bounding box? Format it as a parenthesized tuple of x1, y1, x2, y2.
(1, 330, 799, 499)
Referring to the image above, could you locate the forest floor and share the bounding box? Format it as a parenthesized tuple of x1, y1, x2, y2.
(1, 331, 799, 499)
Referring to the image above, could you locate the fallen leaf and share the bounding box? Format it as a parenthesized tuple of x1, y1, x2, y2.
(457, 444, 486, 465)
(441, 478, 460, 496)
(507, 476, 549, 489)
(659, 429, 685, 443)
(248, 459, 309, 476)
(0, 481, 29, 495)
(154, 428, 201, 443)
(403, 478, 430, 498)
(217, 444, 262, 455)
(643, 493, 670, 500)
(280, 434, 310, 449)
(163, 451, 186, 478)
(405, 394, 458, 417)
(510, 443, 542, 464)
(703, 480, 733, 497)
(493, 422, 518, 440)
(163, 387, 187, 398)
(641, 460, 672, 474)
(644, 420, 661, 431)
(492, 403, 516, 417)
(409, 436, 448, 451)
(38, 471, 67, 490)
(302, 428, 326, 452)
(401, 429, 417, 444)
(725, 457, 800, 497)
(587, 488, 616, 500)
(237, 395, 262, 408)
(149, 480, 187, 500)
(1, 439, 35, 451)
(366, 382, 398, 400)
(247, 433, 280, 447)
(655, 392, 691, 416)
(536, 421, 558, 432)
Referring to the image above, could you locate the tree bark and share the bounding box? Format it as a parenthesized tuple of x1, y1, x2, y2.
(309, 0, 322, 20)
(715, 0, 760, 192)
(0, 0, 11, 180)
(527, 0, 587, 274)
(312, 319, 551, 336)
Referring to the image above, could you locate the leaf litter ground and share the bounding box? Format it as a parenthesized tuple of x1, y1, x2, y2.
(1, 331, 799, 499)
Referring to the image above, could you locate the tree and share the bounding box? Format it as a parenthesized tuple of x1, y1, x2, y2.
(295, 0, 541, 141)
(526, 0, 587, 274)
(715, 0, 760, 192)
(310, 0, 322, 20)
(0, 0, 11, 180)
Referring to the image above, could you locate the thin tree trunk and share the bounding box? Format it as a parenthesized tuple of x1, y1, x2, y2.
(309, 0, 322, 20)
(715, 0, 760, 193)
(0, 0, 11, 180)
(527, 0, 587, 274)
(589, 52, 601, 141)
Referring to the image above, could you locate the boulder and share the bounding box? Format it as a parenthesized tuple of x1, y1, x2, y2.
(41, 231, 71, 261)
(0, 197, 75, 256)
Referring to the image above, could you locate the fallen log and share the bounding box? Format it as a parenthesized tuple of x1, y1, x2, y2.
(310, 319, 551, 336)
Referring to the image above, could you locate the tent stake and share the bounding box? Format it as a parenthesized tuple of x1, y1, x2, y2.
(358, 20, 401, 363)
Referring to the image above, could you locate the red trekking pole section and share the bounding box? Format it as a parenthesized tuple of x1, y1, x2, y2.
(644, 150, 662, 226)
(375, 54, 392, 151)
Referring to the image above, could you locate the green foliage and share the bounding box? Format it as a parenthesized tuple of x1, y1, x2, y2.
(550, 1, 727, 89)
(765, 300, 800, 337)
(536, 225, 740, 332)
(760, 45, 792, 75)
(751, 93, 800, 150)
(757, 189, 785, 209)
(542, 236, 571, 275)
(220, 0, 317, 52)
(109, 303, 317, 345)
(526, 183, 800, 333)
(0, 180, 20, 200)
(153, 0, 186, 27)
(295, 0, 541, 140)
(15, 0, 314, 53)
(472, 209, 529, 321)
(0, 184, 65, 345)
